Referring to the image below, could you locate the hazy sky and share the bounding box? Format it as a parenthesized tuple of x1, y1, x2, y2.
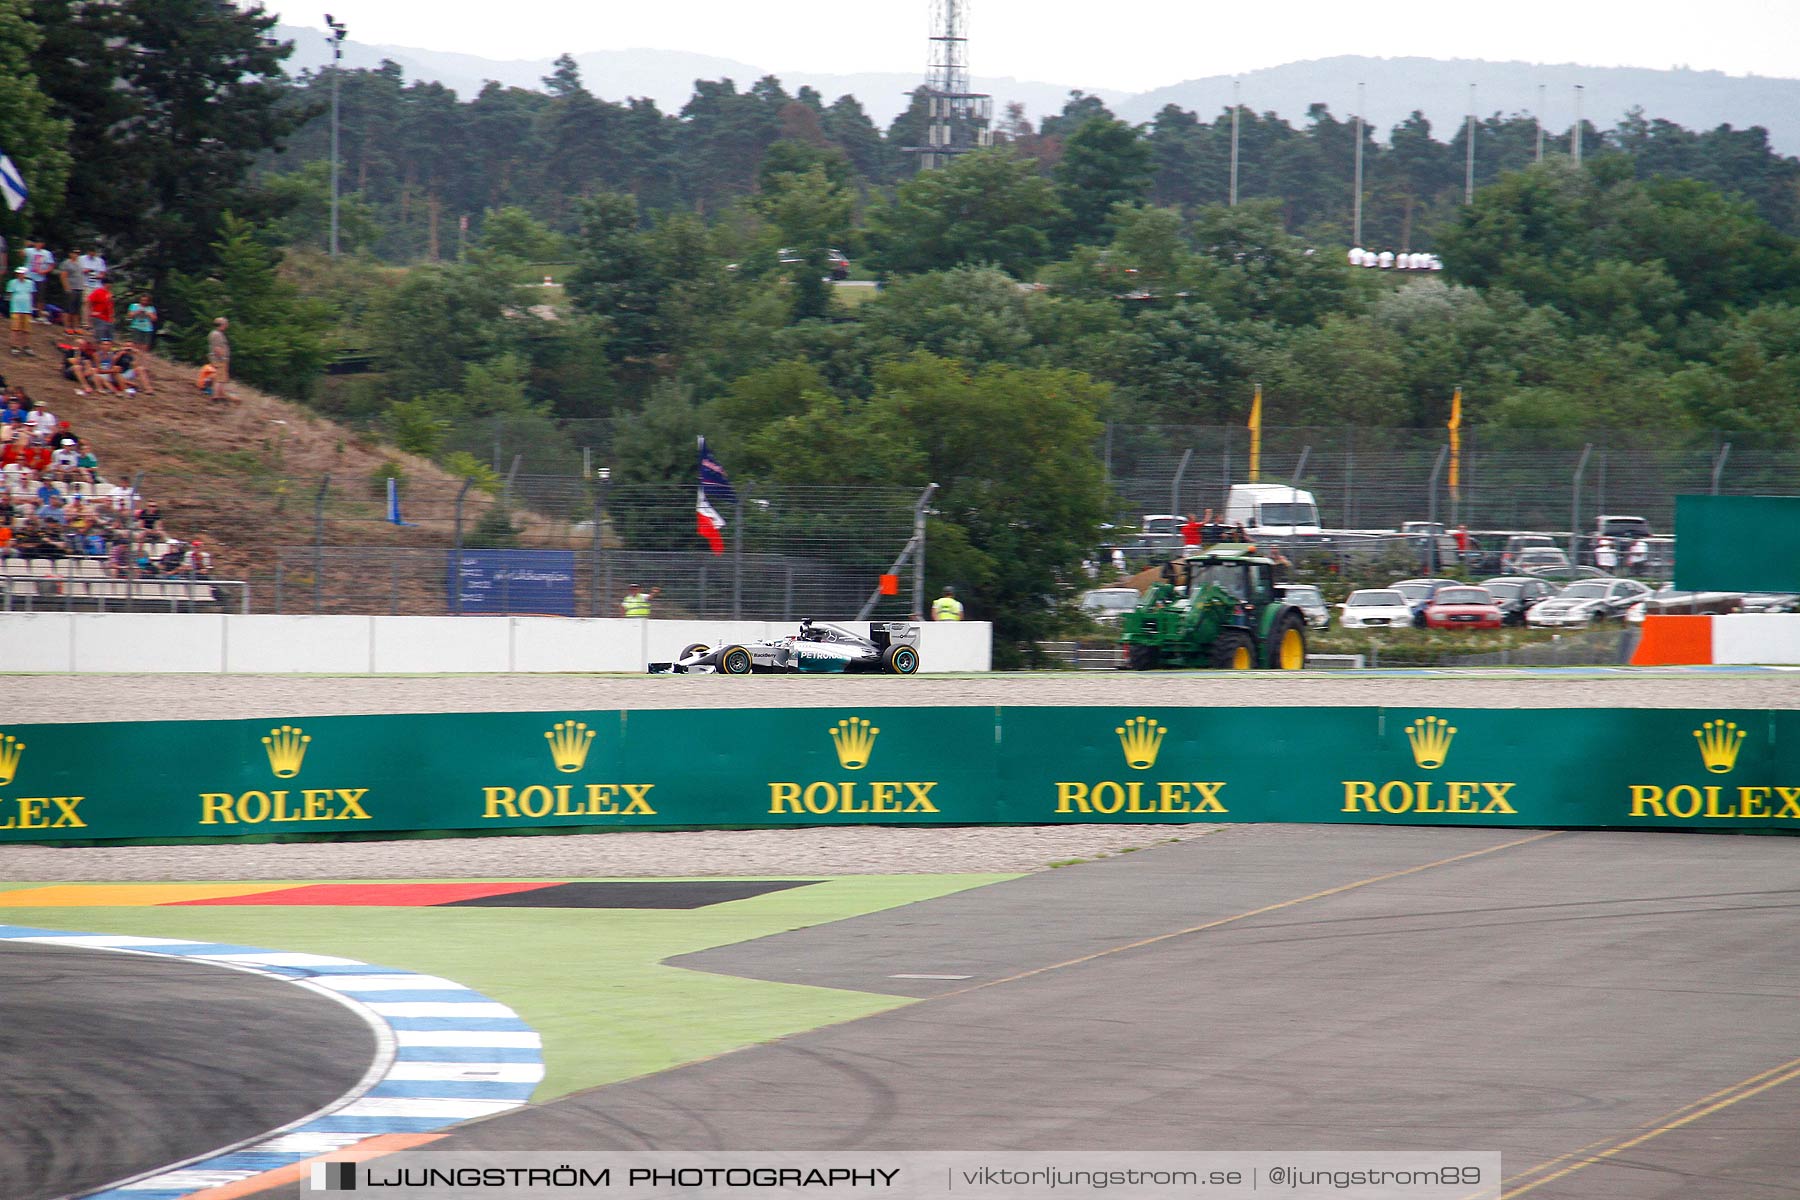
(271, 0, 1800, 90)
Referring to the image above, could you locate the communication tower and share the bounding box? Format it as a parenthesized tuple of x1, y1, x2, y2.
(905, 0, 993, 169)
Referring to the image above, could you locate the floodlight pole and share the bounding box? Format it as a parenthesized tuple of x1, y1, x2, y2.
(327, 16, 348, 256)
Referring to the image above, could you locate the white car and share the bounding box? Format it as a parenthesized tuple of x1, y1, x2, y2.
(1527, 578, 1651, 628)
(1339, 588, 1414, 629)
(1080, 587, 1142, 627)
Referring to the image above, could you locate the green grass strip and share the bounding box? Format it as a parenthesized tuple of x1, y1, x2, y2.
(0, 874, 1012, 1098)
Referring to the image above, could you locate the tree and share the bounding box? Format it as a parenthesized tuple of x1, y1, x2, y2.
(755, 165, 852, 321)
(861, 267, 1035, 366)
(1055, 116, 1153, 244)
(367, 258, 522, 398)
(1039, 91, 1115, 138)
(866, 354, 1110, 658)
(565, 191, 667, 370)
(30, 0, 300, 283)
(0, 0, 70, 246)
(864, 150, 1069, 279)
(164, 214, 330, 397)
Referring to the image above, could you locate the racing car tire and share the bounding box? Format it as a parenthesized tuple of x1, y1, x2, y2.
(881, 644, 920, 675)
(719, 645, 754, 675)
(678, 643, 711, 662)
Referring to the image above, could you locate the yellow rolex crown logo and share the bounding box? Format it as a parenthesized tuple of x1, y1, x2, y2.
(1115, 716, 1168, 771)
(0, 732, 25, 787)
(544, 720, 596, 773)
(1694, 719, 1745, 775)
(262, 725, 312, 778)
(829, 717, 880, 771)
(1405, 715, 1456, 770)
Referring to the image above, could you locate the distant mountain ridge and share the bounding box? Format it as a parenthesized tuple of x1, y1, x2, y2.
(274, 27, 1800, 155)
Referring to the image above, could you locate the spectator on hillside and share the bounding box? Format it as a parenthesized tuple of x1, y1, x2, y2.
(14, 519, 60, 563)
(87, 276, 116, 342)
(8, 266, 35, 356)
(187, 536, 213, 578)
(1, 396, 24, 425)
(196, 362, 218, 398)
(113, 343, 154, 394)
(48, 444, 83, 484)
(76, 246, 107, 295)
(56, 250, 83, 331)
(64, 338, 107, 394)
(136, 499, 163, 531)
(25, 239, 54, 322)
(106, 533, 132, 577)
(126, 295, 157, 350)
(29, 404, 55, 438)
(86, 342, 125, 395)
(207, 317, 233, 402)
(21, 433, 51, 472)
(38, 494, 69, 525)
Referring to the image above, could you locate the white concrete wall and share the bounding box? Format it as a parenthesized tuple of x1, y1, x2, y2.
(1712, 614, 1800, 664)
(0, 614, 992, 674)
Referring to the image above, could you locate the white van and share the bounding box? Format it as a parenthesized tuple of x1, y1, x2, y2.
(1221, 484, 1322, 538)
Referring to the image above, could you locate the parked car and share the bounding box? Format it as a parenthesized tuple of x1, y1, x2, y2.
(1522, 563, 1610, 584)
(1135, 514, 1187, 556)
(777, 247, 851, 280)
(1511, 546, 1570, 573)
(1080, 587, 1143, 627)
(1423, 585, 1504, 630)
(1339, 588, 1415, 629)
(1480, 576, 1559, 626)
(1275, 582, 1331, 629)
(1526, 577, 1652, 627)
(1625, 587, 1742, 624)
(1499, 534, 1561, 573)
(1389, 578, 1464, 626)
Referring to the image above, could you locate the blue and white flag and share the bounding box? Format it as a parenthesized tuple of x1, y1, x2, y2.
(0, 154, 27, 213)
(696, 436, 736, 555)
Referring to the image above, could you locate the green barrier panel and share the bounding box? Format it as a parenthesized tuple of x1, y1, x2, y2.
(0, 706, 1794, 842)
(1675, 495, 1800, 592)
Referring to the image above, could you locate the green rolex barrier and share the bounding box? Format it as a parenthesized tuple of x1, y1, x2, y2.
(0, 707, 1795, 843)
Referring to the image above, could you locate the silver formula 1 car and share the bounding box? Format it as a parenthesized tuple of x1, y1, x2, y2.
(649, 619, 921, 675)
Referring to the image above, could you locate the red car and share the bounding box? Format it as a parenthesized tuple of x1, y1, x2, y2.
(1423, 585, 1504, 630)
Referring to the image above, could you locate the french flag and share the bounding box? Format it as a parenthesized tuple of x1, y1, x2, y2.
(696, 436, 736, 555)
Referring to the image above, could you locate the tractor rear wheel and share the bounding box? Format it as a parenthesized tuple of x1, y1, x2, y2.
(1265, 612, 1308, 670)
(1125, 643, 1160, 671)
(1210, 629, 1255, 670)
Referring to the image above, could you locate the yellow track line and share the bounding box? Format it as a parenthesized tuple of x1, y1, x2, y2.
(1501, 1055, 1800, 1196)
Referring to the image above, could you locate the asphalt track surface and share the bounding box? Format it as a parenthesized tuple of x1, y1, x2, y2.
(349, 825, 1800, 1200)
(2, 941, 375, 1200)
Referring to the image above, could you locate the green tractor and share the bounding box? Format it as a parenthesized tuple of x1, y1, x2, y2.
(1119, 545, 1310, 670)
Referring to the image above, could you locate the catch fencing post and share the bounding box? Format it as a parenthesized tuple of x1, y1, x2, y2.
(856, 482, 938, 622)
(1170, 447, 1194, 517)
(732, 491, 745, 619)
(312, 474, 331, 613)
(1426, 446, 1447, 572)
(1570, 443, 1594, 560)
(1711, 442, 1732, 495)
(591, 466, 610, 617)
(452, 477, 474, 615)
